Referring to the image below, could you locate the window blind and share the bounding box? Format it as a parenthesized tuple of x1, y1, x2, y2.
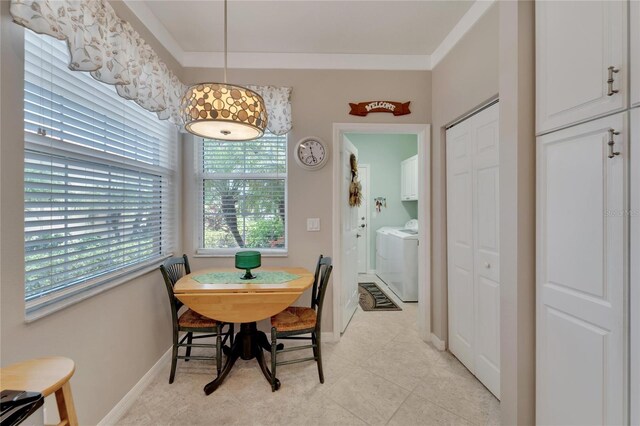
(24, 31, 176, 308)
(199, 134, 287, 252)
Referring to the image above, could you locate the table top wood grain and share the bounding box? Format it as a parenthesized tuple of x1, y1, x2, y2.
(174, 267, 314, 323)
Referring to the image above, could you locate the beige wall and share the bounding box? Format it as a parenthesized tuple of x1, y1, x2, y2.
(430, 4, 500, 341)
(0, 2, 180, 424)
(181, 67, 432, 332)
(498, 1, 536, 424)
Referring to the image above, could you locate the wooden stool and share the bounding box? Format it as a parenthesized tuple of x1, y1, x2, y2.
(1, 357, 78, 426)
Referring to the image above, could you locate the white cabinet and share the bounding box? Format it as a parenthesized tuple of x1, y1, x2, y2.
(631, 108, 640, 426)
(632, 0, 640, 108)
(536, 1, 627, 134)
(446, 102, 500, 398)
(536, 112, 627, 425)
(400, 155, 418, 201)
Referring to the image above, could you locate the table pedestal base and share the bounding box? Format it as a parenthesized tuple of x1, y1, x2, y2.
(203, 322, 281, 394)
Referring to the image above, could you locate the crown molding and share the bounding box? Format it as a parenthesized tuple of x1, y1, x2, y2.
(122, 0, 185, 64)
(430, 0, 496, 68)
(181, 52, 431, 71)
(123, 0, 493, 72)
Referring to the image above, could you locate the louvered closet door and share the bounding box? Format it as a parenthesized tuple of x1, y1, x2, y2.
(537, 112, 627, 425)
(536, 0, 627, 134)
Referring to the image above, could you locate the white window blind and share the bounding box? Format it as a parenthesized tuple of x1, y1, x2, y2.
(24, 31, 177, 312)
(199, 134, 287, 253)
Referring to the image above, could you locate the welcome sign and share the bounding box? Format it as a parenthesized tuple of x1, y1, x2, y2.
(349, 101, 411, 117)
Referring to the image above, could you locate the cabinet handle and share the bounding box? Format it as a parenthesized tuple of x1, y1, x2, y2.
(608, 128, 620, 159)
(607, 66, 619, 96)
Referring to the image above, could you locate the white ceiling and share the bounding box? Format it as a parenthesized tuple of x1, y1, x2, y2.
(125, 0, 493, 70)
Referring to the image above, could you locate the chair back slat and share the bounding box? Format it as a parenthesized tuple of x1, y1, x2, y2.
(313, 256, 333, 331)
(159, 254, 191, 322)
(310, 255, 323, 310)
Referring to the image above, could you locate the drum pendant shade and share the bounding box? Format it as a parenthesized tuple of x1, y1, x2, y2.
(180, 0, 267, 141)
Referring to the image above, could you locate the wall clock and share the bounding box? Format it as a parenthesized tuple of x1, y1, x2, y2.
(294, 137, 329, 170)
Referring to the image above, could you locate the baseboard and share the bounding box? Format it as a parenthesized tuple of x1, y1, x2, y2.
(98, 347, 172, 426)
(430, 333, 446, 351)
(322, 331, 339, 343)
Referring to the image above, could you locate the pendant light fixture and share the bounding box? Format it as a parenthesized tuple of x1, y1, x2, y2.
(181, 0, 267, 141)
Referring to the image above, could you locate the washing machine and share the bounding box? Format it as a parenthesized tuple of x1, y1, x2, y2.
(375, 226, 401, 287)
(386, 220, 419, 302)
(375, 220, 419, 302)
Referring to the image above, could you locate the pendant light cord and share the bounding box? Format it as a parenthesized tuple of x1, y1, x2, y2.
(223, 0, 228, 84)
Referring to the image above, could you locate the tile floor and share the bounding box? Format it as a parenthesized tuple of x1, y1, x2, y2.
(118, 275, 500, 425)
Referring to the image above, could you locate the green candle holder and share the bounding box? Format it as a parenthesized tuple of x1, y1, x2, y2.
(235, 251, 261, 280)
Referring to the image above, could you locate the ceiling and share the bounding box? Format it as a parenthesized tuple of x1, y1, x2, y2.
(125, 0, 489, 70)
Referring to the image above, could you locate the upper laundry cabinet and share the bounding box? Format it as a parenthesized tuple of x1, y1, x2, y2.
(536, 1, 628, 134)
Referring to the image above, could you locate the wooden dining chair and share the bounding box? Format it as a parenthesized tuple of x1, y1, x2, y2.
(269, 255, 333, 391)
(159, 254, 234, 384)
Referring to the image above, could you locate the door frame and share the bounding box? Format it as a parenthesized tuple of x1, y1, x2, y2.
(331, 123, 431, 342)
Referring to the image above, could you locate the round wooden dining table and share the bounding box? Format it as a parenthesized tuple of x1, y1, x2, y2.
(173, 266, 313, 394)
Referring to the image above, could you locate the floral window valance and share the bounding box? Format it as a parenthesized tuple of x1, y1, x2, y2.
(10, 0, 293, 134)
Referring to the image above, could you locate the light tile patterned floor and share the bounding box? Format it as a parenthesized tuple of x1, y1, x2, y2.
(118, 275, 500, 425)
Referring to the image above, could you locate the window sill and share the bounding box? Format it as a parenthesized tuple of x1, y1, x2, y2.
(24, 257, 169, 323)
(194, 249, 288, 258)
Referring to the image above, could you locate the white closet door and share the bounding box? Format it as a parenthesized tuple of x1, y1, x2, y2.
(631, 108, 639, 426)
(446, 118, 475, 370)
(536, 0, 627, 134)
(447, 102, 500, 398)
(537, 112, 627, 425)
(471, 105, 500, 398)
(632, 0, 640, 108)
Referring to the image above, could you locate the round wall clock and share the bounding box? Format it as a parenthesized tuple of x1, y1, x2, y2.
(294, 137, 329, 170)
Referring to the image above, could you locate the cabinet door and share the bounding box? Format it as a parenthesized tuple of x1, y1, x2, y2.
(410, 156, 418, 200)
(632, 0, 640, 108)
(536, 1, 627, 134)
(400, 159, 408, 200)
(537, 113, 627, 425)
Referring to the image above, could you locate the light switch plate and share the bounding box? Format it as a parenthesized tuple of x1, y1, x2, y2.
(307, 218, 320, 231)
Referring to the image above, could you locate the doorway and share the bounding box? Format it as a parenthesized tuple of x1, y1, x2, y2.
(331, 123, 431, 341)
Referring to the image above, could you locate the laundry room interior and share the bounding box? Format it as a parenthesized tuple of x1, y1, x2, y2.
(344, 133, 420, 307)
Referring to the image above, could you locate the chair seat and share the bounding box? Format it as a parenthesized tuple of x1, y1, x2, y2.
(271, 306, 316, 332)
(178, 309, 217, 328)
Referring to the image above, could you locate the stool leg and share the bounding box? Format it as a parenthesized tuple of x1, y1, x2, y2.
(55, 381, 78, 426)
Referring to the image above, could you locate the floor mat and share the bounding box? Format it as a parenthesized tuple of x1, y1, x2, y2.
(358, 282, 402, 311)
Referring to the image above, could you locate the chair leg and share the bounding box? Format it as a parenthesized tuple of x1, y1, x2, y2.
(169, 330, 178, 384)
(216, 324, 222, 375)
(314, 331, 324, 384)
(271, 327, 278, 392)
(229, 323, 235, 347)
(185, 332, 193, 361)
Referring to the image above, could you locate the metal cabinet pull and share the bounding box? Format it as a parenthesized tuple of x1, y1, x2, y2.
(608, 128, 620, 158)
(607, 66, 619, 96)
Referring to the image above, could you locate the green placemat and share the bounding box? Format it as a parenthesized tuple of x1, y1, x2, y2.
(192, 271, 301, 284)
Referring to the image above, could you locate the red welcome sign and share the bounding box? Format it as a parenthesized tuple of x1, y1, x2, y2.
(349, 101, 411, 117)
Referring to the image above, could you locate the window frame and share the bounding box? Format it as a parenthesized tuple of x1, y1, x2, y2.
(194, 135, 289, 257)
(23, 31, 178, 320)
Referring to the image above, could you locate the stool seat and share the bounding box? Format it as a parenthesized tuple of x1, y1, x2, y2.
(0, 356, 78, 426)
